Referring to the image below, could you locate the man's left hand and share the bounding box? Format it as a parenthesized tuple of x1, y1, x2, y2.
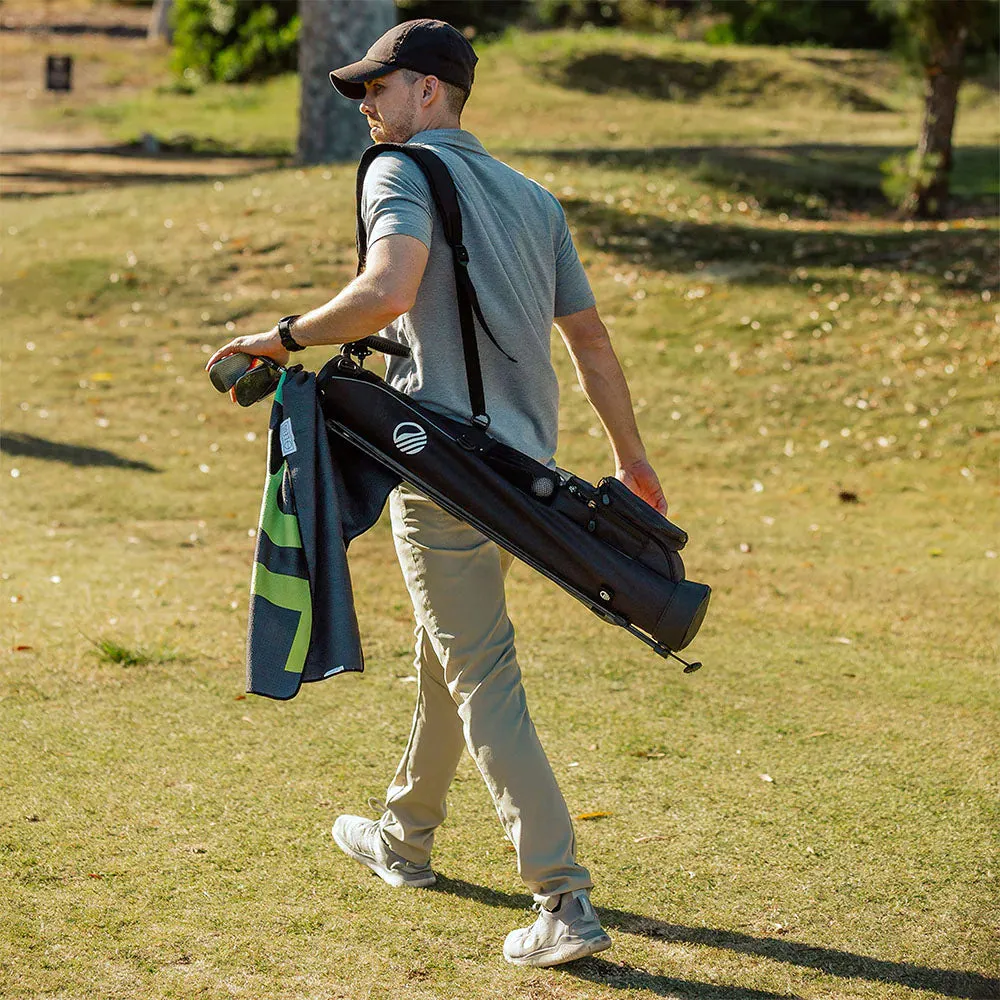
(205, 326, 290, 374)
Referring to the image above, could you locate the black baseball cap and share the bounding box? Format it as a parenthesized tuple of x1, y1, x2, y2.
(329, 19, 477, 100)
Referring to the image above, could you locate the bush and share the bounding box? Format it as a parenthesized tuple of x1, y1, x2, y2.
(880, 150, 943, 211)
(396, 0, 530, 37)
(531, 0, 683, 32)
(708, 0, 893, 49)
(171, 0, 299, 84)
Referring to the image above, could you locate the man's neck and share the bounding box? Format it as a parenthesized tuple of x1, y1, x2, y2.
(415, 111, 462, 136)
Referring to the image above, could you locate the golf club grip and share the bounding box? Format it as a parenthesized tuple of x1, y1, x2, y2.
(356, 335, 411, 359)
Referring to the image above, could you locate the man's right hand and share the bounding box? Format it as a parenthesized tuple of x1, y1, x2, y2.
(616, 459, 668, 515)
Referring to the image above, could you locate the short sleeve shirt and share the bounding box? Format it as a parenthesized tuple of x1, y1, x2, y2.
(361, 129, 595, 465)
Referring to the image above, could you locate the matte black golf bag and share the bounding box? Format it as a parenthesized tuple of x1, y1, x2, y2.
(317, 355, 710, 665)
(314, 143, 711, 668)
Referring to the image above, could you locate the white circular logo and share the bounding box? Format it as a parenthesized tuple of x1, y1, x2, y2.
(393, 421, 427, 455)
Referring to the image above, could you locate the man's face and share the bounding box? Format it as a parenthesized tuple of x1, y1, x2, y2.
(360, 72, 423, 144)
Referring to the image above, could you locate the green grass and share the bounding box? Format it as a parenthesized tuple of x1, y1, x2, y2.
(85, 635, 176, 667)
(1, 28, 999, 1000)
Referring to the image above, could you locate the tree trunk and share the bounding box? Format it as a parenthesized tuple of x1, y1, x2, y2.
(148, 0, 174, 44)
(297, 0, 396, 165)
(902, 14, 969, 218)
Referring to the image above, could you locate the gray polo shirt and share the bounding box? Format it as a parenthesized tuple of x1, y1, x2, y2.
(361, 128, 595, 465)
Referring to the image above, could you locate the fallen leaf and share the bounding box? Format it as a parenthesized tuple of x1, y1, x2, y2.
(760, 773, 774, 783)
(806, 731, 829, 739)
(838, 490, 860, 504)
(577, 811, 613, 821)
(12, 645, 32, 652)
(634, 834, 670, 843)
(832, 636, 852, 645)
(234, 694, 246, 700)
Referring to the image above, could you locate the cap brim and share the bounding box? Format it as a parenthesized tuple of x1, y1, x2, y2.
(329, 58, 393, 100)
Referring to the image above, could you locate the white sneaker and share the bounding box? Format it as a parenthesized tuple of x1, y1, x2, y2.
(331, 814, 436, 888)
(503, 889, 612, 967)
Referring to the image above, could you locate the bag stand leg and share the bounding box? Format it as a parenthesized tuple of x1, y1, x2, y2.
(623, 622, 702, 673)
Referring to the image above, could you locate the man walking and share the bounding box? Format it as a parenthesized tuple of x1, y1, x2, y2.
(207, 18, 666, 968)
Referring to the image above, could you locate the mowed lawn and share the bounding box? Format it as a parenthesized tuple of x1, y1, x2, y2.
(1, 28, 998, 1000)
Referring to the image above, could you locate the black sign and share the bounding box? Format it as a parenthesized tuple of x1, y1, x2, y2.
(46, 56, 73, 92)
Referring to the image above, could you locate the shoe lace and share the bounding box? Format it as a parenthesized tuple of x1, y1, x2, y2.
(367, 796, 387, 816)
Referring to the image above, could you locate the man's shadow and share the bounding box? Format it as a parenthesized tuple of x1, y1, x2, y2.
(429, 876, 998, 999)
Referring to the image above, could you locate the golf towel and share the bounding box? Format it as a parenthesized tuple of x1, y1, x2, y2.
(246, 368, 399, 699)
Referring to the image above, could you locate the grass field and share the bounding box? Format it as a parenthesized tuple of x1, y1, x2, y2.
(1, 23, 998, 1000)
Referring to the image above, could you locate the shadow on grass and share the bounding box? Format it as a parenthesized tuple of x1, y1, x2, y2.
(430, 876, 999, 999)
(523, 143, 999, 218)
(0, 167, 273, 197)
(0, 140, 282, 160)
(543, 51, 892, 113)
(0, 140, 284, 198)
(0, 432, 159, 472)
(0, 23, 147, 39)
(561, 197, 999, 294)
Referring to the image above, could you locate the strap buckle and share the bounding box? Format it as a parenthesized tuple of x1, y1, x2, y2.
(472, 413, 491, 430)
(453, 244, 470, 266)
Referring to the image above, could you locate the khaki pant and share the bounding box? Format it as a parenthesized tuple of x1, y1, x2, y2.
(379, 484, 592, 905)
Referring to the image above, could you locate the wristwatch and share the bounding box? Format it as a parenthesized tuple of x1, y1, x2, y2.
(278, 314, 305, 352)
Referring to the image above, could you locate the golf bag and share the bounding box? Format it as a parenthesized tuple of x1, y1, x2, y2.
(315, 143, 710, 666)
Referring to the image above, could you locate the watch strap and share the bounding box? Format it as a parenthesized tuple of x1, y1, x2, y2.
(278, 314, 305, 352)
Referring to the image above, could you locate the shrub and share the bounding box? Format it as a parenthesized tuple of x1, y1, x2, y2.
(708, 0, 893, 49)
(171, 0, 299, 84)
(531, 0, 683, 32)
(880, 150, 943, 212)
(396, 0, 530, 37)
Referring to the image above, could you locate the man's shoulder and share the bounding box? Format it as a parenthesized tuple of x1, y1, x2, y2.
(362, 147, 433, 202)
(418, 138, 565, 215)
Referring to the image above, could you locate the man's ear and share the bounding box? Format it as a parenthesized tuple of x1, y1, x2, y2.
(421, 75, 439, 106)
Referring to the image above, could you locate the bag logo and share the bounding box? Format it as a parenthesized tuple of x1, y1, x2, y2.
(393, 421, 427, 455)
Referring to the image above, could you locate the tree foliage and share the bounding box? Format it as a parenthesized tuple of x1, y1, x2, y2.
(707, 0, 892, 48)
(870, 0, 1000, 67)
(395, 0, 530, 36)
(171, 0, 299, 83)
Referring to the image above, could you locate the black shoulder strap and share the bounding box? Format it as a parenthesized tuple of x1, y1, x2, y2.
(355, 142, 516, 428)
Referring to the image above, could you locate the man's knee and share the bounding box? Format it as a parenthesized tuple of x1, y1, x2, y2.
(441, 633, 523, 708)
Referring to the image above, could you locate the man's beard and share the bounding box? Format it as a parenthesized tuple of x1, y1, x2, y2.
(368, 110, 417, 144)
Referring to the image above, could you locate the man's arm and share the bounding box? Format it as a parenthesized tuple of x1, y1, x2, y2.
(205, 234, 429, 371)
(555, 305, 667, 515)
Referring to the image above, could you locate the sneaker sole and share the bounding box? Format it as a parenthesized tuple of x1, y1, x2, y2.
(331, 824, 437, 889)
(504, 931, 612, 968)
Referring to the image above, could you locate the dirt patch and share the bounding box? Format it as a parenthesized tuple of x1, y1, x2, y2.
(0, 1, 280, 196)
(0, 0, 150, 34)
